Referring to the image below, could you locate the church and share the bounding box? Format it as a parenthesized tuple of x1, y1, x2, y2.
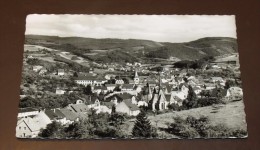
(148, 85, 169, 111)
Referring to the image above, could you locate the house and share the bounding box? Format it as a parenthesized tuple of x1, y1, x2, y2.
(44, 109, 67, 124)
(105, 95, 119, 105)
(104, 74, 116, 80)
(179, 83, 189, 95)
(16, 111, 52, 138)
(32, 65, 43, 72)
(59, 108, 79, 123)
(55, 88, 66, 95)
(107, 65, 115, 71)
(169, 95, 184, 106)
(57, 69, 65, 76)
(93, 79, 107, 86)
(100, 102, 114, 114)
(74, 76, 96, 86)
(134, 85, 142, 93)
(39, 67, 47, 75)
(67, 102, 89, 115)
(93, 85, 108, 94)
(115, 79, 124, 85)
(18, 107, 39, 118)
(137, 100, 148, 107)
(85, 98, 101, 112)
(116, 99, 140, 116)
(117, 93, 138, 105)
(105, 84, 116, 91)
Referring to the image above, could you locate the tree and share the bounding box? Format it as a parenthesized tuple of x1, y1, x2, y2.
(111, 105, 116, 114)
(132, 110, 157, 138)
(122, 78, 129, 84)
(113, 85, 121, 92)
(83, 84, 93, 95)
(19, 96, 39, 108)
(183, 85, 197, 109)
(39, 121, 65, 138)
(109, 112, 125, 128)
(65, 119, 93, 139)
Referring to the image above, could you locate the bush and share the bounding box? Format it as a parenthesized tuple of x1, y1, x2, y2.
(167, 116, 199, 138)
(168, 103, 182, 111)
(166, 116, 246, 138)
(229, 129, 248, 138)
(202, 124, 231, 138)
(197, 97, 223, 107)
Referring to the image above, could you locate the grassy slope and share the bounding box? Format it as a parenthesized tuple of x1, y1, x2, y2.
(121, 100, 247, 137)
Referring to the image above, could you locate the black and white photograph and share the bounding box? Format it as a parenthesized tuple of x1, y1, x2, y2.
(17, 14, 247, 139)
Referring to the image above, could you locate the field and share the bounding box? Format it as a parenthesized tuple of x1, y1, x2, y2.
(121, 100, 247, 138)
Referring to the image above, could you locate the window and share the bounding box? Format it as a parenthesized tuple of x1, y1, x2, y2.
(24, 127, 26, 130)
(19, 126, 21, 130)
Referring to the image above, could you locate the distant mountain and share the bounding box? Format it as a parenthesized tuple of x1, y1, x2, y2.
(25, 35, 238, 62)
(147, 37, 238, 60)
(25, 34, 163, 50)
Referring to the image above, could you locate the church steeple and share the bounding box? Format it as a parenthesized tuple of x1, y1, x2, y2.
(134, 69, 139, 84)
(134, 70, 138, 78)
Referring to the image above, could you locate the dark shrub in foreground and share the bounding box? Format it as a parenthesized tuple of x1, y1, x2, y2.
(167, 116, 247, 138)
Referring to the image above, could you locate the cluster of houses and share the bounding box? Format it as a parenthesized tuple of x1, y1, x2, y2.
(20, 50, 243, 138)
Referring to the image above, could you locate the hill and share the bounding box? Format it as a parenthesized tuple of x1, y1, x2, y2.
(121, 100, 247, 137)
(25, 34, 163, 50)
(25, 35, 238, 62)
(146, 37, 238, 60)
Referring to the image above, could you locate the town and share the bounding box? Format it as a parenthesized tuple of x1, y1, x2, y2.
(17, 38, 246, 139)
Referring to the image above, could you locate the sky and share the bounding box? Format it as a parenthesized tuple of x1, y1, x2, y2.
(25, 15, 237, 43)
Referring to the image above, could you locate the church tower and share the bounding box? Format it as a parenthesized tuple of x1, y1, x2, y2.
(134, 70, 139, 84)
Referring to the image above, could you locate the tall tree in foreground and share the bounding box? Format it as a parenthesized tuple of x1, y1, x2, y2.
(132, 110, 157, 138)
(183, 85, 197, 109)
(39, 121, 65, 138)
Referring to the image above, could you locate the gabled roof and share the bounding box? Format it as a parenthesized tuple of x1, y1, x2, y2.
(68, 103, 89, 113)
(123, 99, 140, 111)
(59, 108, 78, 121)
(105, 94, 123, 103)
(102, 102, 114, 109)
(45, 109, 65, 120)
(17, 117, 42, 132)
